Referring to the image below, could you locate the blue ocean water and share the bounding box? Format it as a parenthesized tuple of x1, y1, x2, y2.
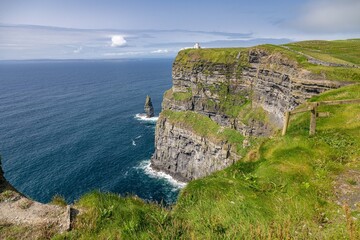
(0, 58, 182, 204)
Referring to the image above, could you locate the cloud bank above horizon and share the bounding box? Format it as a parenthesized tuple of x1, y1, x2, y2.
(0, 0, 359, 60)
(0, 24, 293, 60)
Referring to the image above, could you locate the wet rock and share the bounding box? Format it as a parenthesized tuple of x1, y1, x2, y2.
(144, 95, 155, 118)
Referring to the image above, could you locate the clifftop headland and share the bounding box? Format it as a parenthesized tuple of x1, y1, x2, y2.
(151, 42, 359, 182)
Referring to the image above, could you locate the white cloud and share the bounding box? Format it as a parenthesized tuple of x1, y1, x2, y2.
(293, 0, 360, 33)
(111, 35, 127, 47)
(151, 49, 169, 54)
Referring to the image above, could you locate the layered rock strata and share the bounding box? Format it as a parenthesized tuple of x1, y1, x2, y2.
(144, 95, 155, 118)
(151, 47, 351, 181)
(151, 116, 239, 182)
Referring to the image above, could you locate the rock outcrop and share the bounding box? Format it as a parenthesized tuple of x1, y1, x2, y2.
(144, 95, 155, 118)
(151, 47, 351, 182)
(151, 116, 239, 182)
(0, 161, 72, 235)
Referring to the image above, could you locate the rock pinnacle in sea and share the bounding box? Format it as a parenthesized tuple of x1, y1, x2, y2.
(144, 95, 155, 118)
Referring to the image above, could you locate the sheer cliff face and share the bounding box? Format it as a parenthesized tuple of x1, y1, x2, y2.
(151, 48, 348, 182)
(151, 117, 238, 182)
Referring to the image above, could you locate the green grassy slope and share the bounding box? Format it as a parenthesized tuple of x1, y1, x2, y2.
(50, 40, 360, 239)
(176, 39, 360, 82)
(285, 39, 360, 65)
(55, 84, 360, 239)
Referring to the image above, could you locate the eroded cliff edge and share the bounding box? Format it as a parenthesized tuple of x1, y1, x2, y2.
(151, 46, 351, 182)
(0, 160, 72, 236)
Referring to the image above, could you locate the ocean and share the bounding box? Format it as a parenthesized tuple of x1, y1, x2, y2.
(0, 58, 184, 204)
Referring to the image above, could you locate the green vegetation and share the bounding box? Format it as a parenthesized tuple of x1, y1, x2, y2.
(0, 190, 17, 202)
(164, 88, 193, 102)
(54, 84, 360, 239)
(175, 48, 249, 66)
(209, 83, 249, 118)
(285, 39, 360, 65)
(257, 42, 360, 82)
(51, 194, 67, 207)
(173, 89, 193, 101)
(175, 48, 250, 80)
(53, 193, 169, 240)
(0, 222, 58, 240)
(238, 103, 270, 125)
(162, 110, 246, 155)
(175, 40, 360, 82)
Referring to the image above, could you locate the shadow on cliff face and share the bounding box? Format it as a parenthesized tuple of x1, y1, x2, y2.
(0, 156, 19, 193)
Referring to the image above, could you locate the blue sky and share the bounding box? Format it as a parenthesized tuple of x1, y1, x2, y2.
(1, 0, 359, 60)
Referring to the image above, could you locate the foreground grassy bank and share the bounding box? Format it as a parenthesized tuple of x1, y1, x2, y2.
(53, 84, 360, 239)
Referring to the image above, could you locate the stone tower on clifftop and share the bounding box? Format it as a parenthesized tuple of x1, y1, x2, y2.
(144, 95, 155, 118)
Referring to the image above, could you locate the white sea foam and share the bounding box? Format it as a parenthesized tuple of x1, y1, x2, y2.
(134, 113, 159, 122)
(137, 160, 187, 189)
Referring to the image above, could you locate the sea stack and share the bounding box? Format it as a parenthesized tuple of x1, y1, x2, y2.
(144, 95, 155, 118)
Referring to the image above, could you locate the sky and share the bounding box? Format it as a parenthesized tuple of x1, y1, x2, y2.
(0, 0, 359, 60)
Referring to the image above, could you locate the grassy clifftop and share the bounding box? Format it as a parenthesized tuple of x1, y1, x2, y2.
(175, 39, 360, 82)
(54, 83, 360, 239)
(285, 39, 360, 65)
(53, 40, 360, 239)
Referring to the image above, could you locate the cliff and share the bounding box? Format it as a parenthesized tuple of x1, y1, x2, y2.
(47, 39, 360, 239)
(0, 160, 72, 238)
(144, 95, 155, 118)
(151, 45, 353, 182)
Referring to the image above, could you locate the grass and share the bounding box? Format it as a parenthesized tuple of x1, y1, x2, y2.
(174, 48, 250, 82)
(175, 48, 249, 66)
(285, 39, 360, 65)
(257, 43, 360, 82)
(53, 83, 360, 239)
(164, 88, 193, 102)
(0, 190, 17, 202)
(213, 83, 249, 118)
(51, 194, 67, 207)
(0, 222, 58, 240)
(161, 110, 247, 155)
(238, 103, 269, 126)
(53, 193, 169, 240)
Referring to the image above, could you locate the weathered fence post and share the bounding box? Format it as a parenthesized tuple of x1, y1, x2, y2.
(309, 104, 317, 135)
(281, 98, 360, 136)
(282, 111, 290, 136)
